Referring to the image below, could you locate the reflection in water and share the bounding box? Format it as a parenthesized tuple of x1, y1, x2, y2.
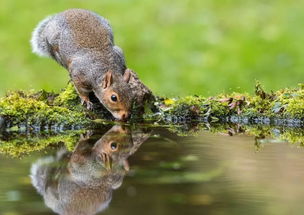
(30, 125, 150, 215)
(1, 123, 304, 215)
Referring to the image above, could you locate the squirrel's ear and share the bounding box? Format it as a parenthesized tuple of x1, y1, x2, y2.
(102, 71, 113, 89)
(123, 68, 132, 83)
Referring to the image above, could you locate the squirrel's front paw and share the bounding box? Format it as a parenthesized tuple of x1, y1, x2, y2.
(85, 101, 94, 110)
(86, 101, 94, 110)
(81, 99, 94, 110)
(80, 130, 94, 140)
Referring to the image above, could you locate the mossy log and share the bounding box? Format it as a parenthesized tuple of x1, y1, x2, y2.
(2, 122, 304, 158)
(3, 82, 304, 157)
(1, 82, 304, 131)
(158, 82, 304, 127)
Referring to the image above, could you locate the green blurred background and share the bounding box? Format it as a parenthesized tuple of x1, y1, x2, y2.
(1, 0, 304, 97)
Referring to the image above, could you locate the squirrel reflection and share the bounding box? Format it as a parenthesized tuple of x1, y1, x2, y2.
(30, 125, 150, 215)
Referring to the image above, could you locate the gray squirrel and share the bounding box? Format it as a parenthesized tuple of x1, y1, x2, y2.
(30, 125, 151, 215)
(31, 8, 152, 121)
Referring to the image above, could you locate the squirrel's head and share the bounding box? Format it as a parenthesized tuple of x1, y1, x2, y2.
(97, 69, 135, 121)
(92, 125, 133, 166)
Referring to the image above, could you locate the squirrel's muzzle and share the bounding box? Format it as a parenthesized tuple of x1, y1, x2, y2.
(120, 113, 131, 121)
(114, 111, 130, 121)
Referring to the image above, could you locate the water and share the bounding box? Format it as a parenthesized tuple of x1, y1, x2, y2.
(1, 124, 304, 215)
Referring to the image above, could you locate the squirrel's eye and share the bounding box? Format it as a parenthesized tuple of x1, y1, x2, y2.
(110, 142, 118, 150)
(111, 95, 117, 102)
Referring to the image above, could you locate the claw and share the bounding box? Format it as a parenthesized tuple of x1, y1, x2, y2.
(80, 97, 93, 110)
(86, 130, 94, 138)
(86, 101, 93, 110)
(80, 134, 85, 140)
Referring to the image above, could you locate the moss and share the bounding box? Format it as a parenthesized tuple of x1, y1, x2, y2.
(166, 121, 304, 152)
(0, 84, 90, 129)
(156, 95, 230, 123)
(3, 122, 304, 158)
(273, 86, 304, 118)
(154, 82, 304, 124)
(53, 82, 80, 108)
(241, 125, 304, 150)
(0, 91, 88, 128)
(0, 130, 82, 157)
(3, 82, 304, 129)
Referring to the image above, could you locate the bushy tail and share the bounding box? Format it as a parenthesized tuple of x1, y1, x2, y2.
(30, 156, 55, 195)
(30, 15, 53, 57)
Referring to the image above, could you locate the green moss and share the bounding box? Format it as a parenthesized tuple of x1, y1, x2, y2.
(3, 82, 304, 129)
(54, 83, 80, 108)
(157, 95, 231, 122)
(0, 131, 82, 157)
(0, 91, 88, 127)
(240, 125, 304, 149)
(3, 122, 304, 158)
(273, 86, 304, 118)
(154, 83, 304, 124)
(166, 122, 304, 152)
(0, 84, 90, 128)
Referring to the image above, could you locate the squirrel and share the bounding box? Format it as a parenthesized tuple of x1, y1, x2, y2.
(30, 125, 150, 215)
(31, 8, 145, 121)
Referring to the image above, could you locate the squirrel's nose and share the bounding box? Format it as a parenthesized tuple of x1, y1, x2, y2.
(120, 112, 130, 121)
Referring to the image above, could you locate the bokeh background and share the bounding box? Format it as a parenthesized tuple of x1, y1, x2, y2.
(1, 0, 304, 97)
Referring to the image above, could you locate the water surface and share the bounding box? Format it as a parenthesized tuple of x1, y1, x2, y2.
(1, 124, 304, 215)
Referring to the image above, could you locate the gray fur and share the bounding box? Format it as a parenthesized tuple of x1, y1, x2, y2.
(30, 9, 132, 118)
(30, 8, 154, 120)
(30, 8, 125, 73)
(30, 15, 54, 57)
(30, 125, 151, 215)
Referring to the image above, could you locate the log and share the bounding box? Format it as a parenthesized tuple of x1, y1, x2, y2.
(1, 82, 304, 131)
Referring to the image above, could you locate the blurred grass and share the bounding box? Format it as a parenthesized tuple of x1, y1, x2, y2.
(0, 0, 304, 97)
